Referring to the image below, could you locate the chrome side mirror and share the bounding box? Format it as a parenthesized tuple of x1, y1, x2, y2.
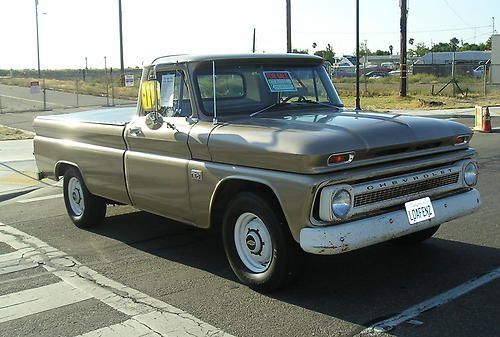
(145, 112, 164, 130)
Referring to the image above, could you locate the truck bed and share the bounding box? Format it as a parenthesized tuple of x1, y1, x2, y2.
(39, 107, 136, 126)
(33, 107, 136, 205)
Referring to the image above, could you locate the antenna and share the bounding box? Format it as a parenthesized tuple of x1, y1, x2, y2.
(212, 61, 218, 124)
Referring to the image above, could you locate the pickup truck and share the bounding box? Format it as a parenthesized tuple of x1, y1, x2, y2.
(33, 54, 481, 291)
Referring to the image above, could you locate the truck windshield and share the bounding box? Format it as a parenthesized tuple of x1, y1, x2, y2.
(194, 63, 343, 118)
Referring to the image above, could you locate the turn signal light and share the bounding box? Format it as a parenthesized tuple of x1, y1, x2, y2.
(454, 135, 471, 145)
(328, 152, 355, 165)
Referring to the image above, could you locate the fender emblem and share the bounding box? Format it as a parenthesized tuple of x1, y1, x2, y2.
(191, 169, 203, 181)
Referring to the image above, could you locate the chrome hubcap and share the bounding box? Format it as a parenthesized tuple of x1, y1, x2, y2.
(234, 212, 273, 273)
(68, 177, 85, 216)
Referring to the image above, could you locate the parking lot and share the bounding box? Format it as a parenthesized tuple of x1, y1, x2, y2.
(0, 114, 497, 337)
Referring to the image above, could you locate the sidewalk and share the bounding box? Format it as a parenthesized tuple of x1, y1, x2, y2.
(0, 139, 58, 202)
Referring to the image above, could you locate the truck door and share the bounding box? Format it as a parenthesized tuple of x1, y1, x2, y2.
(124, 69, 196, 223)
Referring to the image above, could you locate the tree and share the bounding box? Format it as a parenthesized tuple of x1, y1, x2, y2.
(292, 48, 309, 54)
(410, 42, 430, 57)
(485, 37, 492, 50)
(431, 42, 452, 52)
(313, 43, 335, 63)
(449, 37, 460, 51)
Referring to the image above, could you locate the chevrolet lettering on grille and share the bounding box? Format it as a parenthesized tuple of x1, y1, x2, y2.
(365, 168, 454, 191)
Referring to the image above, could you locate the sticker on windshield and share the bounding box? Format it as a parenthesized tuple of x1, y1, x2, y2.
(263, 71, 297, 92)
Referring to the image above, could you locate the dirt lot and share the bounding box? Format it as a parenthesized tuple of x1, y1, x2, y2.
(0, 125, 33, 141)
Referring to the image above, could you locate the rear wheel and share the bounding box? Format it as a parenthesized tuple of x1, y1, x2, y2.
(395, 225, 440, 244)
(222, 192, 302, 292)
(63, 167, 106, 228)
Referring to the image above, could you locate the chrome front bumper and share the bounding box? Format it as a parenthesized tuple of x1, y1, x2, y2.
(300, 189, 481, 255)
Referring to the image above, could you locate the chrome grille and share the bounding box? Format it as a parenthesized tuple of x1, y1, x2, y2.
(354, 172, 460, 207)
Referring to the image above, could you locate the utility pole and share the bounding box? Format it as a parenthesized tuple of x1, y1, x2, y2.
(286, 0, 291, 53)
(35, 0, 41, 79)
(118, 0, 125, 86)
(400, 0, 408, 97)
(355, 0, 361, 110)
(493, 17, 496, 34)
(364, 40, 368, 95)
(34, 0, 47, 110)
(252, 28, 256, 53)
(84, 56, 88, 81)
(104, 56, 110, 106)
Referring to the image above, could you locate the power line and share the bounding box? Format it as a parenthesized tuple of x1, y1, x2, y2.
(442, 0, 469, 27)
(461, 31, 494, 43)
(295, 25, 492, 36)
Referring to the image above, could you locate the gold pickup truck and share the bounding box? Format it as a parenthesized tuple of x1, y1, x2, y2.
(33, 54, 480, 291)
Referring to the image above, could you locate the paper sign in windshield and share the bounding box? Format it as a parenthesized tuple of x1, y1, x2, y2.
(160, 74, 175, 108)
(263, 71, 297, 92)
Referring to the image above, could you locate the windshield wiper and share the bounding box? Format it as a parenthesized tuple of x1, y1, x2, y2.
(250, 102, 290, 117)
(294, 99, 343, 110)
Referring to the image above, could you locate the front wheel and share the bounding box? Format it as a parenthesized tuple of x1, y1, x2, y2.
(63, 167, 106, 228)
(222, 192, 302, 292)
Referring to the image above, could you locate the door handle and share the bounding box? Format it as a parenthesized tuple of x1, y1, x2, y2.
(129, 127, 143, 136)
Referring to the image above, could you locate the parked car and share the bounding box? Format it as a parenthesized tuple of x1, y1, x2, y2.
(365, 71, 389, 78)
(472, 65, 487, 78)
(33, 54, 481, 291)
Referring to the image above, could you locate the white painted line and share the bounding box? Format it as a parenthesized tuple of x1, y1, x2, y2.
(0, 248, 34, 263)
(358, 266, 500, 335)
(17, 194, 63, 203)
(75, 319, 159, 337)
(0, 93, 71, 107)
(0, 262, 39, 275)
(0, 224, 234, 337)
(0, 281, 92, 323)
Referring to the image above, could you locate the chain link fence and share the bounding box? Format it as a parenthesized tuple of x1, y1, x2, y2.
(0, 68, 141, 113)
(331, 62, 500, 107)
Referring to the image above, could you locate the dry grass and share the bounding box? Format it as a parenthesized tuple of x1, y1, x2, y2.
(341, 93, 500, 111)
(0, 125, 33, 141)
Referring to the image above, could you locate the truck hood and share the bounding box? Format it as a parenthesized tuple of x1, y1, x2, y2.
(207, 110, 472, 174)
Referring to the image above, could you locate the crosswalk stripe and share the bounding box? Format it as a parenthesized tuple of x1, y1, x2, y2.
(0, 249, 33, 264)
(0, 262, 39, 276)
(0, 281, 92, 323)
(17, 194, 63, 203)
(74, 319, 159, 337)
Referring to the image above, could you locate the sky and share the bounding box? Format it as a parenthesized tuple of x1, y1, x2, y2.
(0, 0, 497, 70)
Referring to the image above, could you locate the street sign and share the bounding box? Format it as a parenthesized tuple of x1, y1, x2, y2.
(30, 81, 40, 94)
(124, 74, 134, 87)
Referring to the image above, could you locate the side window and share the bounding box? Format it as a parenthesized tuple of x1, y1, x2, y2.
(159, 71, 192, 117)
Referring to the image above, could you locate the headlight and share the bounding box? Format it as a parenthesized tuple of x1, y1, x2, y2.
(319, 185, 353, 222)
(463, 162, 478, 187)
(332, 189, 352, 219)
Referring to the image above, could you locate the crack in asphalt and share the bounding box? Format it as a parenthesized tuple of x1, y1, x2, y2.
(0, 225, 232, 337)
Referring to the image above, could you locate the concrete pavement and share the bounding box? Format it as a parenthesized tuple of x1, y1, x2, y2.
(0, 139, 59, 201)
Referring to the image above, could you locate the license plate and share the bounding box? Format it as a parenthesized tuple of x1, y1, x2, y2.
(405, 197, 435, 225)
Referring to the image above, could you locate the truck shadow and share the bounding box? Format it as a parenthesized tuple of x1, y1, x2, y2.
(89, 208, 499, 335)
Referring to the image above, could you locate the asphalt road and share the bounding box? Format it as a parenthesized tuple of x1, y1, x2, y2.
(0, 117, 498, 337)
(0, 83, 135, 113)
